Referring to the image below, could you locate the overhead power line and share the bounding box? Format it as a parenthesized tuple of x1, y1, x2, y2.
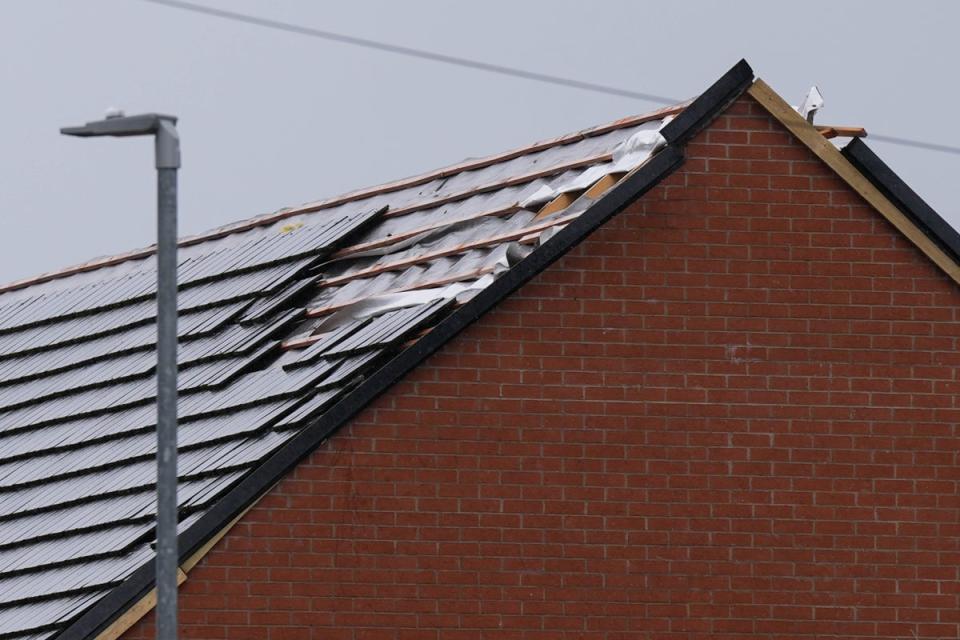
(143, 0, 960, 157)
(867, 134, 960, 155)
(141, 0, 678, 105)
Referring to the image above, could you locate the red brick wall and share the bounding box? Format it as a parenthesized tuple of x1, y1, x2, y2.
(124, 95, 960, 639)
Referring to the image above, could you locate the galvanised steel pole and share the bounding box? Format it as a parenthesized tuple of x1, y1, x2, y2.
(61, 113, 181, 640)
(155, 119, 180, 640)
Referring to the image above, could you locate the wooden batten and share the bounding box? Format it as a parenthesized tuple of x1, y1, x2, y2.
(747, 79, 960, 287)
(816, 125, 868, 140)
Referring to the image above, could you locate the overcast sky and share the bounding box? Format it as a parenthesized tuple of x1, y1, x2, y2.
(1, 0, 957, 284)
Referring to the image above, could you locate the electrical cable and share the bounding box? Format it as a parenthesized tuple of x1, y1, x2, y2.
(142, 0, 960, 157)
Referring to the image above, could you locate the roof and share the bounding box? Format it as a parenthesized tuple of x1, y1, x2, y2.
(2, 59, 949, 640)
(0, 59, 754, 640)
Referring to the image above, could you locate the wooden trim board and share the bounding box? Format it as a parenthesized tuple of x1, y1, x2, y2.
(93, 500, 261, 640)
(93, 570, 186, 640)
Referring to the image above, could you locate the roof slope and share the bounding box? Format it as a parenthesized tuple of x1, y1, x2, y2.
(0, 61, 760, 640)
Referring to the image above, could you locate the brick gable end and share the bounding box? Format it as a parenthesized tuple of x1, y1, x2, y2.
(123, 94, 960, 640)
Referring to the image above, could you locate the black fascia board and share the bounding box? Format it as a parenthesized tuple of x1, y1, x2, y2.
(56, 57, 757, 640)
(842, 137, 960, 265)
(660, 59, 754, 146)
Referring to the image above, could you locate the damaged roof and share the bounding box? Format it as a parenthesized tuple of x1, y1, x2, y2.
(0, 59, 721, 639)
(2, 59, 950, 640)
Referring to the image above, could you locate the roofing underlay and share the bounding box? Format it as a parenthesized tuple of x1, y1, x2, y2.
(0, 59, 950, 640)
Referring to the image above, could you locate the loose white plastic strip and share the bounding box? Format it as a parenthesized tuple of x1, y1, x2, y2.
(520, 184, 558, 209)
(314, 273, 499, 329)
(521, 116, 673, 210)
(610, 115, 672, 170)
(795, 86, 824, 123)
(558, 164, 613, 194)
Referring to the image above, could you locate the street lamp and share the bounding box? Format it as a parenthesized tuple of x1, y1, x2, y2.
(61, 112, 181, 640)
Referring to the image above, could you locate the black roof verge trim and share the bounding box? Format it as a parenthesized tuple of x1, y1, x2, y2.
(660, 59, 753, 146)
(842, 137, 960, 265)
(56, 58, 757, 640)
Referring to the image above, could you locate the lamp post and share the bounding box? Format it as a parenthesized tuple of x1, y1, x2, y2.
(61, 113, 181, 640)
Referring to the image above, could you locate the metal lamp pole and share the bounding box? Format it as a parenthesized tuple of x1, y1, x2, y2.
(61, 113, 181, 640)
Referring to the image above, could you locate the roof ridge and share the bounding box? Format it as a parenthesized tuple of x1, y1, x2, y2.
(0, 102, 686, 297)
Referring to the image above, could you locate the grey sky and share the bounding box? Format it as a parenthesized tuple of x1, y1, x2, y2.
(1, 0, 957, 284)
